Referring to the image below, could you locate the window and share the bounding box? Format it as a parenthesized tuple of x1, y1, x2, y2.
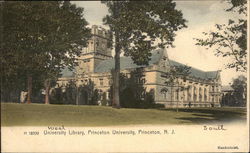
(193, 87, 197, 101)
(176, 90, 179, 101)
(188, 93, 191, 101)
(204, 88, 207, 101)
(194, 94, 197, 102)
(199, 87, 202, 101)
(141, 78, 146, 84)
(99, 78, 103, 86)
(161, 88, 168, 99)
(108, 80, 112, 85)
(187, 86, 192, 101)
(108, 92, 111, 99)
(84, 79, 88, 84)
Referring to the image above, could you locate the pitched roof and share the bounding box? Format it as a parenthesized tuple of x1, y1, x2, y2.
(94, 49, 163, 73)
(168, 60, 218, 80)
(94, 49, 219, 80)
(61, 49, 219, 80)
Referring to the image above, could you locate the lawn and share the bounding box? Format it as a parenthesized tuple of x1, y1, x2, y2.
(1, 103, 247, 126)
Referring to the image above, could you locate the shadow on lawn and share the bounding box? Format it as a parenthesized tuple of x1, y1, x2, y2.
(159, 108, 247, 124)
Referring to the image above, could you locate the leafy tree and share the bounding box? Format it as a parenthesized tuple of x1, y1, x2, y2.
(120, 69, 146, 108)
(195, 0, 247, 72)
(231, 75, 247, 106)
(221, 75, 247, 107)
(110, 68, 156, 108)
(102, 0, 187, 108)
(1, 1, 91, 103)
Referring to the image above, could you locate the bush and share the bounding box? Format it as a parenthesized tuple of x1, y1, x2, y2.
(140, 92, 154, 109)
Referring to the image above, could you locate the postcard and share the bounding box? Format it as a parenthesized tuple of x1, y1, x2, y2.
(1, 0, 249, 152)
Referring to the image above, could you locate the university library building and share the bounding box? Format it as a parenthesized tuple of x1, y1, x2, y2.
(58, 25, 222, 108)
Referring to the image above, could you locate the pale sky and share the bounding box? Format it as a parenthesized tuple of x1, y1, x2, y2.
(73, 1, 247, 85)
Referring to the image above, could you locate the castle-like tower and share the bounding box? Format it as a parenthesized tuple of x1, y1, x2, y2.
(77, 25, 112, 75)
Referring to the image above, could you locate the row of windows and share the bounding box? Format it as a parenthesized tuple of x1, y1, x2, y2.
(161, 86, 217, 102)
(98, 77, 145, 86)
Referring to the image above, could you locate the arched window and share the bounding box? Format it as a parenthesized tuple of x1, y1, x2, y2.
(161, 88, 168, 99)
(176, 89, 179, 101)
(183, 91, 186, 100)
(187, 86, 192, 101)
(199, 87, 202, 101)
(193, 86, 197, 101)
(99, 78, 103, 86)
(204, 88, 207, 101)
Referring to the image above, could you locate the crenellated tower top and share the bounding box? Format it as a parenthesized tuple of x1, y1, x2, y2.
(77, 25, 113, 74)
(81, 25, 112, 57)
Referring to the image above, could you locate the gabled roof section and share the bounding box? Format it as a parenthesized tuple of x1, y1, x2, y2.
(169, 60, 219, 80)
(94, 49, 164, 73)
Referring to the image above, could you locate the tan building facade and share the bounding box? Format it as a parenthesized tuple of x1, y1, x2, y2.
(59, 25, 222, 108)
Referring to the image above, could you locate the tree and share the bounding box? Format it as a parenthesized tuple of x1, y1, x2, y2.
(110, 68, 156, 108)
(120, 69, 146, 108)
(1, 1, 91, 103)
(195, 0, 247, 72)
(102, 0, 187, 108)
(231, 75, 247, 107)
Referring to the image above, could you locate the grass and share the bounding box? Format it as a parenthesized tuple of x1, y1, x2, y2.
(1, 103, 247, 126)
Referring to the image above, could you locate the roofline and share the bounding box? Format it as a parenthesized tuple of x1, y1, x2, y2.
(169, 59, 220, 74)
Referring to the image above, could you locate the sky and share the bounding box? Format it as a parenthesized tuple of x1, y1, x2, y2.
(73, 1, 247, 86)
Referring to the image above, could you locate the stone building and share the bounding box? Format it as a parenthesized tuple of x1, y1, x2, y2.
(59, 25, 222, 107)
